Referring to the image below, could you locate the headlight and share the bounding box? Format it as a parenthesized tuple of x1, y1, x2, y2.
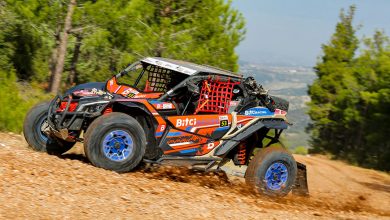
(76, 101, 110, 112)
(57, 101, 78, 112)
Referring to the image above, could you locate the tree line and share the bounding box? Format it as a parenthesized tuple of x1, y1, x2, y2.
(308, 6, 390, 171)
(0, 0, 245, 93)
(0, 0, 245, 132)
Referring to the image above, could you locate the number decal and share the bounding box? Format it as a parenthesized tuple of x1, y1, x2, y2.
(220, 120, 228, 127)
(127, 93, 136, 98)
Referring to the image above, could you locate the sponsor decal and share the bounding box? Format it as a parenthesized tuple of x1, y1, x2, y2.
(219, 115, 228, 120)
(89, 88, 113, 99)
(180, 148, 197, 153)
(176, 118, 197, 127)
(91, 88, 105, 95)
(122, 88, 139, 96)
(73, 90, 95, 96)
(156, 103, 174, 109)
(274, 109, 287, 115)
(229, 101, 239, 106)
(244, 107, 274, 117)
(167, 135, 201, 145)
(196, 141, 221, 155)
(207, 142, 215, 149)
(143, 57, 197, 75)
(196, 118, 219, 126)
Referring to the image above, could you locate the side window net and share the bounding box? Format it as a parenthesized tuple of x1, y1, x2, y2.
(145, 65, 172, 92)
(195, 78, 239, 114)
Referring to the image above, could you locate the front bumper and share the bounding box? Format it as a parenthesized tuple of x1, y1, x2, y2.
(46, 95, 109, 141)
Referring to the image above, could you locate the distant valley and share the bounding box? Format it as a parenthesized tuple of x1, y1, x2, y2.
(239, 61, 316, 149)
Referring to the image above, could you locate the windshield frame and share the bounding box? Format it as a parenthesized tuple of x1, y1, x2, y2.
(115, 61, 146, 88)
(115, 61, 142, 78)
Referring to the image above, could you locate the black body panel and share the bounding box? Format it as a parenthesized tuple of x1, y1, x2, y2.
(64, 82, 106, 95)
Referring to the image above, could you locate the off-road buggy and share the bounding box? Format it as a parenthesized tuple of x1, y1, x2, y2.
(24, 57, 308, 197)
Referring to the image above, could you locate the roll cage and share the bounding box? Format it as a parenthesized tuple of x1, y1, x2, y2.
(114, 57, 243, 95)
(110, 57, 280, 116)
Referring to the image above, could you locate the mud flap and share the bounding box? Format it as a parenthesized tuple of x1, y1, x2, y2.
(292, 162, 309, 196)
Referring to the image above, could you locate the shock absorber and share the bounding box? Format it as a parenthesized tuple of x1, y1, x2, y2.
(234, 142, 247, 165)
(103, 106, 113, 114)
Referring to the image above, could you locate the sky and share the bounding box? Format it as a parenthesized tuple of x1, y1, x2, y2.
(232, 0, 390, 66)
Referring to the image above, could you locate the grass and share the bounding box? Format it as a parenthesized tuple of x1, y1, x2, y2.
(294, 146, 308, 155)
(0, 70, 50, 133)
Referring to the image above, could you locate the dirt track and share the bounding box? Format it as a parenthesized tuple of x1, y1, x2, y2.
(0, 132, 389, 219)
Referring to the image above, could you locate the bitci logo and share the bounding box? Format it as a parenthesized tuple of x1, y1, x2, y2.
(176, 118, 197, 127)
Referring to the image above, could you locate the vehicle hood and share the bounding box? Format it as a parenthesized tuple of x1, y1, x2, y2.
(64, 82, 106, 96)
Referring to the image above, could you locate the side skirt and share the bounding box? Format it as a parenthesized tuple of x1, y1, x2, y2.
(144, 155, 222, 168)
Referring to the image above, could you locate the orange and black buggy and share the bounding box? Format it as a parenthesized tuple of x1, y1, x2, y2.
(24, 57, 308, 197)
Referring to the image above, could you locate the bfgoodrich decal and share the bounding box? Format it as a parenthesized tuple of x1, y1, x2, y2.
(244, 107, 274, 117)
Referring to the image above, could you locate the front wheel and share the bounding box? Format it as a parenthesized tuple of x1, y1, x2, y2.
(84, 112, 146, 173)
(23, 102, 75, 155)
(245, 146, 297, 197)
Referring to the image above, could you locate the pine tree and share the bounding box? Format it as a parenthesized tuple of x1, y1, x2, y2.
(121, 0, 245, 71)
(308, 6, 359, 155)
(308, 5, 390, 170)
(75, 0, 245, 83)
(354, 31, 390, 170)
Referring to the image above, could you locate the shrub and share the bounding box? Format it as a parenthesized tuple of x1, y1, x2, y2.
(294, 146, 308, 155)
(0, 70, 49, 133)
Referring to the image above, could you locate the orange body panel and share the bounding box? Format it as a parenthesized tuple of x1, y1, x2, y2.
(106, 77, 162, 99)
(236, 115, 255, 128)
(161, 114, 232, 156)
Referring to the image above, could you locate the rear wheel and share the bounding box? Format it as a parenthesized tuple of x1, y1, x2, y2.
(84, 112, 146, 172)
(23, 102, 75, 155)
(245, 145, 297, 197)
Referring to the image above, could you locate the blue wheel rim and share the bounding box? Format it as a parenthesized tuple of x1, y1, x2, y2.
(102, 130, 133, 162)
(265, 162, 288, 191)
(37, 115, 49, 142)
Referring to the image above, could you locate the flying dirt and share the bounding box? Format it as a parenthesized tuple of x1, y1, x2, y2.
(0, 132, 389, 219)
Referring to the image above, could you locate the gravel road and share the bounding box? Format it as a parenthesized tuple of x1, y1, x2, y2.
(0, 132, 389, 219)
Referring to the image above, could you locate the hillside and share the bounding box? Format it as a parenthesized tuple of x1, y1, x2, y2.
(0, 132, 389, 219)
(239, 61, 316, 148)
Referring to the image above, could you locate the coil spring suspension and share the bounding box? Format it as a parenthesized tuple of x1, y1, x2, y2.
(234, 143, 246, 165)
(103, 106, 113, 114)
